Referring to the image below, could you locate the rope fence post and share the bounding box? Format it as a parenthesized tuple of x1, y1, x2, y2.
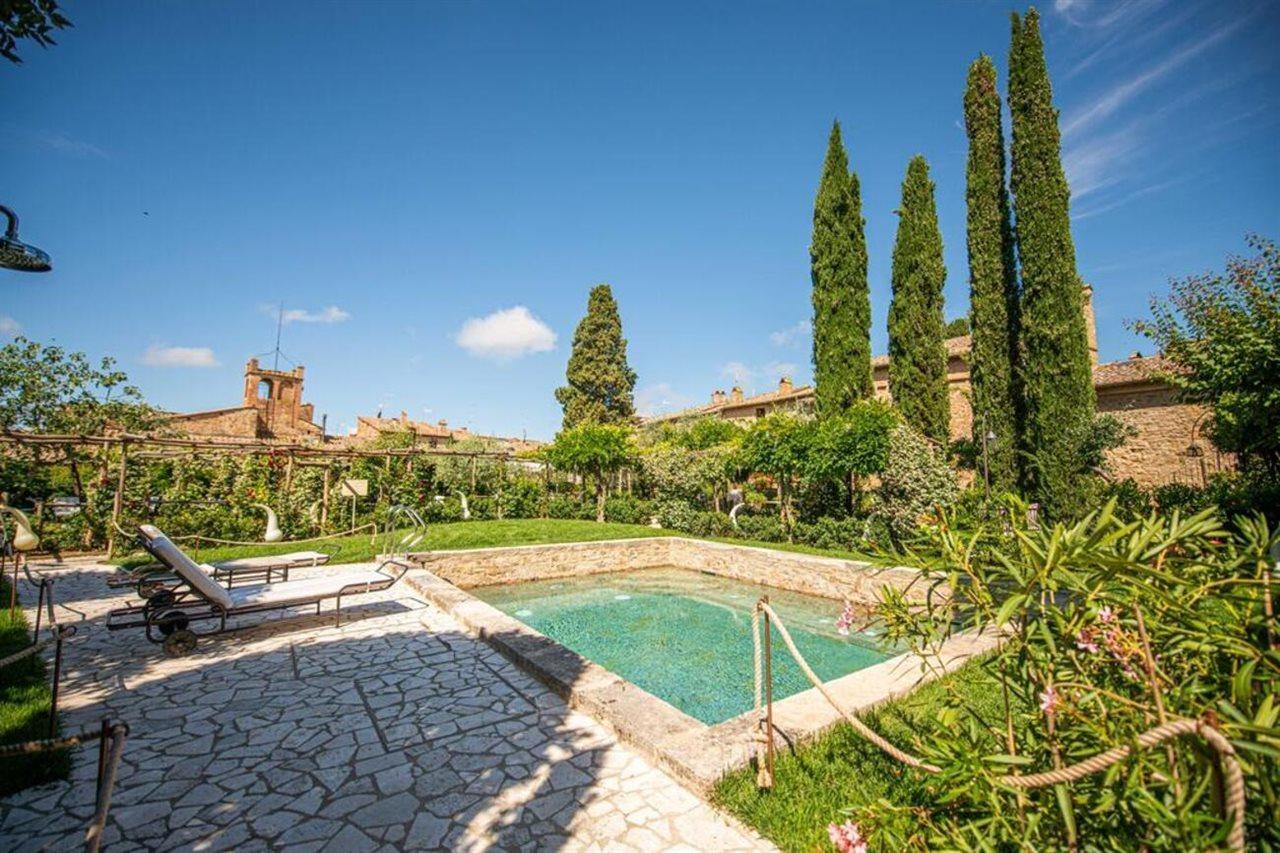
(762, 595, 775, 786)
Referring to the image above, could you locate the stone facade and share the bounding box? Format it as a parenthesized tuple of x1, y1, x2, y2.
(162, 358, 323, 441)
(647, 289, 1221, 487)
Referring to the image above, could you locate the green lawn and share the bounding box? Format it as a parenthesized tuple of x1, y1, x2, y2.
(0, 577, 71, 797)
(115, 517, 907, 571)
(116, 518, 683, 568)
(712, 661, 1002, 852)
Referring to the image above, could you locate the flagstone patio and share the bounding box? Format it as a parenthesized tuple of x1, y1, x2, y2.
(0, 559, 768, 851)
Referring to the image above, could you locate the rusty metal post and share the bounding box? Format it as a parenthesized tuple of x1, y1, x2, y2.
(94, 717, 109, 810)
(49, 627, 66, 738)
(762, 595, 775, 782)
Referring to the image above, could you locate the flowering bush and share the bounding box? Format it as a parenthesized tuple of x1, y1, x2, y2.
(859, 499, 1279, 848)
(874, 423, 957, 540)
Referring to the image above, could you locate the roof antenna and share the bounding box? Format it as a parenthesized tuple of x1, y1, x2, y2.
(273, 301, 284, 371)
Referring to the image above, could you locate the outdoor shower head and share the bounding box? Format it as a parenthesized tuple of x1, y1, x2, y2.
(0, 205, 53, 272)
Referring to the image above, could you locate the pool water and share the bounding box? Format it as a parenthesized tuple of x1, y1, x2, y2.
(471, 566, 892, 725)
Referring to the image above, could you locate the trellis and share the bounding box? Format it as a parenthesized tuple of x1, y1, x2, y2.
(0, 431, 531, 556)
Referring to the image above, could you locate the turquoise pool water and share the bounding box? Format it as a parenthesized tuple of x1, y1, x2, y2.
(471, 567, 891, 725)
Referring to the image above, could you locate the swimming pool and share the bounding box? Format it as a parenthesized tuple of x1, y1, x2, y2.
(471, 566, 891, 725)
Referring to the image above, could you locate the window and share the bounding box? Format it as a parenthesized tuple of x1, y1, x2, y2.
(257, 379, 273, 400)
(755, 407, 766, 418)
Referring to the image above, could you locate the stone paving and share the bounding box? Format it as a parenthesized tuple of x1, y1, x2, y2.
(0, 559, 769, 851)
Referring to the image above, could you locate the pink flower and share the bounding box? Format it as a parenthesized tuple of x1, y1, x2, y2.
(827, 820, 868, 853)
(1097, 606, 1115, 624)
(1075, 627, 1099, 654)
(835, 601, 856, 637)
(1039, 686, 1060, 715)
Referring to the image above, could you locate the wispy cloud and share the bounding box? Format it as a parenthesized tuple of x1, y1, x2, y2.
(719, 360, 798, 389)
(3, 125, 109, 159)
(1053, 0, 1166, 32)
(1073, 175, 1189, 220)
(635, 382, 695, 417)
(0, 316, 21, 337)
(141, 345, 219, 368)
(1063, 123, 1143, 199)
(768, 319, 811, 348)
(1062, 19, 1246, 137)
(283, 306, 350, 324)
(455, 306, 557, 362)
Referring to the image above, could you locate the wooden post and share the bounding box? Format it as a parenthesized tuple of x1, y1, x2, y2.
(107, 440, 128, 559)
(284, 452, 295, 494)
(321, 467, 331, 533)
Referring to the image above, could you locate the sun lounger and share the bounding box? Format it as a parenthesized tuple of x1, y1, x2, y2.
(107, 525, 411, 656)
(110, 547, 335, 597)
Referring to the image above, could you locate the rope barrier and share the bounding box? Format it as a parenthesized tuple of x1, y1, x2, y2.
(751, 599, 1247, 851)
(0, 634, 54, 669)
(171, 522, 378, 548)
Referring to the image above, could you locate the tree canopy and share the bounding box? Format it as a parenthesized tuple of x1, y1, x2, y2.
(543, 422, 635, 522)
(1133, 236, 1280, 474)
(0, 337, 155, 434)
(964, 53, 1021, 493)
(888, 156, 950, 445)
(555, 284, 637, 429)
(810, 120, 873, 413)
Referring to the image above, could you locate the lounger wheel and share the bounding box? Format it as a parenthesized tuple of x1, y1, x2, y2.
(163, 629, 198, 657)
(157, 610, 190, 636)
(145, 589, 177, 612)
(138, 581, 166, 600)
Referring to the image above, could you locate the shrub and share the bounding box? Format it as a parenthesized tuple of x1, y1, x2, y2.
(603, 495, 652, 526)
(654, 499, 698, 532)
(866, 502, 1279, 848)
(734, 512, 786, 543)
(874, 423, 958, 540)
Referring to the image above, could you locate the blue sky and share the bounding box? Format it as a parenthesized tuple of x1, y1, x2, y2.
(4, 0, 1277, 440)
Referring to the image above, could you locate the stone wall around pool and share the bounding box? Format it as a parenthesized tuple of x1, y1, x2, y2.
(406, 536, 945, 605)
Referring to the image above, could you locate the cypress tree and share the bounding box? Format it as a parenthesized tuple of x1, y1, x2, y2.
(1008, 8, 1096, 511)
(555, 284, 638, 429)
(964, 54, 1021, 492)
(810, 120, 873, 414)
(888, 156, 950, 445)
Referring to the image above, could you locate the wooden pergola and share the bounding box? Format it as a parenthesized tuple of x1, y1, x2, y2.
(0, 431, 535, 556)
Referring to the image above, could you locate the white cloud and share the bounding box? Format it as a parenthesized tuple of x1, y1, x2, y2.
(282, 305, 350, 324)
(719, 360, 799, 388)
(1062, 20, 1245, 138)
(141, 345, 219, 368)
(1063, 124, 1142, 199)
(720, 361, 753, 385)
(769, 319, 811, 348)
(455, 306, 557, 361)
(0, 316, 21, 337)
(635, 382, 694, 417)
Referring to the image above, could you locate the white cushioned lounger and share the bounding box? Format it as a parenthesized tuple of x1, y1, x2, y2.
(214, 551, 330, 571)
(226, 572, 393, 608)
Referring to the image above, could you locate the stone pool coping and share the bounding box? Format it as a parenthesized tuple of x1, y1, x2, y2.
(402, 537, 996, 794)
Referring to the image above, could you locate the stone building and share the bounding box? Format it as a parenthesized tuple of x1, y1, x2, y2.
(646, 290, 1231, 487)
(161, 359, 323, 441)
(348, 411, 543, 454)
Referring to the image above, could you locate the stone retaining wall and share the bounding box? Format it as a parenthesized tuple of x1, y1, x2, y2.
(408, 536, 943, 604)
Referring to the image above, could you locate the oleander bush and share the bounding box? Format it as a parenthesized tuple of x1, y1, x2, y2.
(856, 499, 1280, 849)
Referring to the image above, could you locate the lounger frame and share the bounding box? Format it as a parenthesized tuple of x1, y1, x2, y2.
(106, 532, 409, 654)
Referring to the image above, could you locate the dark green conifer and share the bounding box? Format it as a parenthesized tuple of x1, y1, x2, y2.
(964, 54, 1021, 492)
(888, 156, 950, 445)
(1008, 7, 1096, 511)
(810, 120, 873, 414)
(555, 284, 637, 428)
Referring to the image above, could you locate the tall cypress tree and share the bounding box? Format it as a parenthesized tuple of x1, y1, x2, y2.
(1008, 8, 1096, 511)
(810, 120, 873, 414)
(555, 284, 637, 429)
(964, 54, 1021, 492)
(888, 156, 950, 445)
